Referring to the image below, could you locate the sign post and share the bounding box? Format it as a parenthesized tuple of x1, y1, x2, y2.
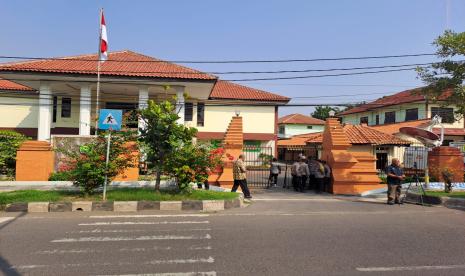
(98, 109, 122, 201)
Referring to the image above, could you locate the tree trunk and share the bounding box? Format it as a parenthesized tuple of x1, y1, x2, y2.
(155, 159, 163, 191)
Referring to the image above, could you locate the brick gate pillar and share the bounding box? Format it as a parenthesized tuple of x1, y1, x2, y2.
(428, 146, 464, 182)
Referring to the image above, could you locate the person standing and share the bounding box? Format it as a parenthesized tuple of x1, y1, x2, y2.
(314, 160, 325, 193)
(322, 160, 331, 193)
(298, 157, 310, 192)
(385, 158, 405, 205)
(291, 159, 300, 191)
(308, 158, 318, 190)
(268, 157, 281, 188)
(232, 154, 252, 199)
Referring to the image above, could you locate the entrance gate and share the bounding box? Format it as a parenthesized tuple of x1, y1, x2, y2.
(243, 145, 273, 188)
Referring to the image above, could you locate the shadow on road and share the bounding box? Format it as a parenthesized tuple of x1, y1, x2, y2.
(0, 212, 26, 276)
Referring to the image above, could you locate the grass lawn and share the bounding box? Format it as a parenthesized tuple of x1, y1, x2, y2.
(425, 191, 465, 199)
(0, 188, 238, 205)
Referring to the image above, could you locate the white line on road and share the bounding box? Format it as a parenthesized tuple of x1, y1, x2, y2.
(356, 264, 465, 272)
(73, 228, 211, 233)
(0, 217, 14, 224)
(51, 234, 212, 243)
(97, 272, 216, 276)
(13, 257, 215, 271)
(89, 214, 210, 218)
(79, 221, 210, 226)
(35, 245, 212, 255)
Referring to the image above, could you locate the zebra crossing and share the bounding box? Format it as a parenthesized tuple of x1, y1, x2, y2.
(8, 214, 218, 276)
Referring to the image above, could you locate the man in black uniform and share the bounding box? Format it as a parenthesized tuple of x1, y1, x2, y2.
(385, 158, 405, 205)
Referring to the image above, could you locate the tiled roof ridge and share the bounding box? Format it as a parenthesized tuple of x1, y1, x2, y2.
(338, 88, 428, 116)
(278, 113, 325, 124)
(281, 113, 299, 124)
(0, 50, 217, 79)
(210, 80, 290, 102)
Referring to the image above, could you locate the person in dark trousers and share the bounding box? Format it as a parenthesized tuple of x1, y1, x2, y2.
(291, 159, 300, 191)
(298, 157, 310, 192)
(308, 158, 318, 190)
(268, 158, 281, 188)
(322, 160, 331, 193)
(232, 154, 252, 199)
(314, 159, 325, 193)
(385, 158, 405, 205)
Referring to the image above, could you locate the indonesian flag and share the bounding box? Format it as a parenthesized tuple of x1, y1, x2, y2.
(99, 9, 108, 62)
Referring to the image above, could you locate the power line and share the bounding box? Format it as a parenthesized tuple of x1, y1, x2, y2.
(225, 67, 418, 81)
(0, 62, 435, 76)
(0, 67, 421, 86)
(0, 53, 436, 64)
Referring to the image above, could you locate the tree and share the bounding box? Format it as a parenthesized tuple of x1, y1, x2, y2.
(417, 30, 465, 120)
(138, 100, 197, 191)
(311, 106, 340, 120)
(165, 143, 223, 192)
(0, 130, 27, 177)
(57, 131, 137, 195)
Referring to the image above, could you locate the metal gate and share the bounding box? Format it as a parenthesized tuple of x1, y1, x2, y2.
(243, 145, 273, 188)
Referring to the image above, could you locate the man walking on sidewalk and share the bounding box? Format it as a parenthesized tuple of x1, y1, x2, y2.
(232, 154, 252, 199)
(386, 158, 405, 205)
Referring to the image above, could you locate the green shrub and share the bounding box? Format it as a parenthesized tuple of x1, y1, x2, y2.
(0, 130, 28, 176)
(56, 132, 137, 195)
(49, 171, 74, 181)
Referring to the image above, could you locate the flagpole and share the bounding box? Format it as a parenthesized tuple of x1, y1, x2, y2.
(95, 8, 103, 136)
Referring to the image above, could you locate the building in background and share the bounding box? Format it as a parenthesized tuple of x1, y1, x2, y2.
(338, 88, 465, 144)
(277, 124, 410, 171)
(0, 50, 289, 154)
(278, 113, 325, 139)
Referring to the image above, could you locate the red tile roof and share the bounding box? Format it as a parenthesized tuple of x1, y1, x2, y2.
(370, 119, 431, 135)
(432, 128, 465, 136)
(0, 79, 34, 91)
(338, 88, 452, 116)
(344, 124, 410, 145)
(278, 132, 322, 146)
(279, 124, 410, 147)
(278, 113, 325, 125)
(0, 50, 217, 80)
(209, 80, 290, 102)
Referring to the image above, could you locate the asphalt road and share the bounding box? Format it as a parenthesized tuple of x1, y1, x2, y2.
(1, 190, 465, 276)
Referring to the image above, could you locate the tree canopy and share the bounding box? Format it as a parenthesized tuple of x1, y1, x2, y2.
(417, 30, 465, 119)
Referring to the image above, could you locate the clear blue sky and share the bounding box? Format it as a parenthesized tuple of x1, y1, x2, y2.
(1, 0, 464, 116)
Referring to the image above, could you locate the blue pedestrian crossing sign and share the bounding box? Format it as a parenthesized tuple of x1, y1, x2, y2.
(99, 109, 122, 131)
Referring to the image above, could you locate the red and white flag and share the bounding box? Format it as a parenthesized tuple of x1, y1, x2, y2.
(99, 9, 108, 62)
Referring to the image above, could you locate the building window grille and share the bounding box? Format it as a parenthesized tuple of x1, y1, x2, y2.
(384, 111, 396, 124)
(61, 98, 72, 118)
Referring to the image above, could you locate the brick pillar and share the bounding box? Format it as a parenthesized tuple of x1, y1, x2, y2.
(428, 146, 464, 182)
(16, 141, 55, 181)
(320, 118, 382, 195)
(215, 116, 244, 188)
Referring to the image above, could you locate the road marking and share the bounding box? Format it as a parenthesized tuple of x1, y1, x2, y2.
(79, 221, 209, 226)
(89, 214, 210, 219)
(0, 217, 14, 224)
(97, 272, 216, 276)
(356, 264, 465, 272)
(35, 245, 212, 254)
(13, 257, 215, 270)
(51, 234, 212, 242)
(73, 228, 212, 233)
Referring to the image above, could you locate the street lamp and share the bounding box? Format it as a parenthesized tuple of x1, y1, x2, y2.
(328, 110, 335, 117)
(235, 109, 241, 117)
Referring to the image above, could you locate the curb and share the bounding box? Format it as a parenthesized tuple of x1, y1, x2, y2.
(406, 193, 465, 208)
(1, 197, 244, 213)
